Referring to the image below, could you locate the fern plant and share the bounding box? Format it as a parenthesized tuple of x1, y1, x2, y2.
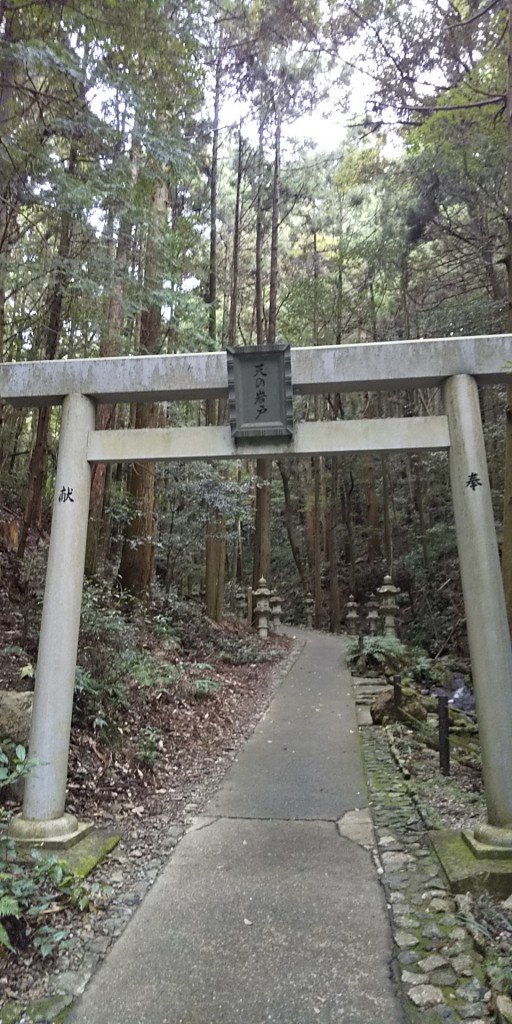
(0, 889, 20, 952)
(346, 635, 411, 675)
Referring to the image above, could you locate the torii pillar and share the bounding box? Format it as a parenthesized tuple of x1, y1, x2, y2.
(10, 393, 95, 845)
(444, 374, 512, 848)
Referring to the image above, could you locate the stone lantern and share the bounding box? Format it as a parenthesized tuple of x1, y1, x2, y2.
(377, 575, 400, 638)
(366, 594, 380, 636)
(345, 595, 359, 636)
(236, 588, 246, 621)
(253, 577, 271, 639)
(270, 592, 282, 633)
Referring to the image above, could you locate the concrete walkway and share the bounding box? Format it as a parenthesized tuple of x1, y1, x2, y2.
(67, 631, 404, 1024)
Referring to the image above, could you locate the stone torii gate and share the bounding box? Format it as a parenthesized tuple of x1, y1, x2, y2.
(2, 334, 512, 854)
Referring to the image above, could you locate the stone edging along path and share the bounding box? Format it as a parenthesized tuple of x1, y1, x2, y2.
(361, 725, 493, 1024)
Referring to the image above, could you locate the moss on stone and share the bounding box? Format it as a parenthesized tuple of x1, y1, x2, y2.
(430, 830, 512, 898)
(59, 830, 119, 878)
(0, 1002, 25, 1024)
(0, 996, 73, 1024)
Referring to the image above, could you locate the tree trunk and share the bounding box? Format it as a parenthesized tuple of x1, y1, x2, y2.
(411, 453, 430, 571)
(252, 458, 272, 590)
(204, 54, 226, 621)
(255, 113, 265, 348)
(313, 455, 323, 628)
(341, 471, 356, 593)
(252, 102, 280, 596)
(267, 109, 281, 346)
(366, 455, 381, 563)
(228, 129, 243, 347)
(311, 227, 324, 626)
(364, 393, 381, 564)
(382, 456, 392, 571)
(85, 199, 134, 575)
(328, 458, 341, 633)
(502, 0, 512, 631)
(301, 457, 314, 587)
(18, 151, 76, 557)
(117, 181, 167, 595)
(277, 460, 308, 589)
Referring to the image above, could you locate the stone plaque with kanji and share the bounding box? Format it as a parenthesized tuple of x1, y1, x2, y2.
(227, 345, 293, 443)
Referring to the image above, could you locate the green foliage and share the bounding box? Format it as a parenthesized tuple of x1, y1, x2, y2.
(136, 727, 164, 768)
(346, 635, 418, 676)
(0, 840, 111, 958)
(149, 613, 181, 648)
(191, 678, 221, 697)
(73, 580, 134, 735)
(0, 745, 37, 790)
(0, 748, 110, 959)
(80, 580, 131, 655)
(123, 651, 181, 694)
(217, 635, 282, 665)
(30, 851, 112, 914)
(0, 0, 507, 689)
(485, 950, 512, 997)
(73, 664, 127, 738)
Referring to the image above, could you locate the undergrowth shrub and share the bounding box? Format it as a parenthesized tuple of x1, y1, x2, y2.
(346, 635, 416, 676)
(0, 743, 37, 791)
(0, 749, 111, 958)
(218, 636, 281, 665)
(73, 665, 128, 738)
(135, 726, 164, 768)
(122, 650, 181, 694)
(74, 580, 135, 736)
(0, 842, 111, 957)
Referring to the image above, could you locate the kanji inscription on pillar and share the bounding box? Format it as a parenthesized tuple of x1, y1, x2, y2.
(466, 472, 482, 491)
(58, 486, 75, 503)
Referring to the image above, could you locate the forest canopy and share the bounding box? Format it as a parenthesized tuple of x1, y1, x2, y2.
(0, 0, 510, 648)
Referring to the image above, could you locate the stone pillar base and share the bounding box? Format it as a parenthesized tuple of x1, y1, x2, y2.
(463, 824, 512, 860)
(8, 812, 93, 850)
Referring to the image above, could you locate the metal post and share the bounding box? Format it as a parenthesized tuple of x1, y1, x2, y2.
(10, 393, 95, 845)
(444, 374, 512, 841)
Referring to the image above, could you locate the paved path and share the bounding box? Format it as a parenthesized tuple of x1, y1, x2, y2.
(67, 631, 404, 1024)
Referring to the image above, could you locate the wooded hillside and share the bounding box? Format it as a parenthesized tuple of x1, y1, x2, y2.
(0, 0, 510, 654)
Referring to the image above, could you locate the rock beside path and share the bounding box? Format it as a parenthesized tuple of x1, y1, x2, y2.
(370, 686, 428, 725)
(0, 690, 32, 746)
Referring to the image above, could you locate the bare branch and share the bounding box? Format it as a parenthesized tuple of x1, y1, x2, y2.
(448, 0, 503, 29)
(410, 95, 505, 113)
